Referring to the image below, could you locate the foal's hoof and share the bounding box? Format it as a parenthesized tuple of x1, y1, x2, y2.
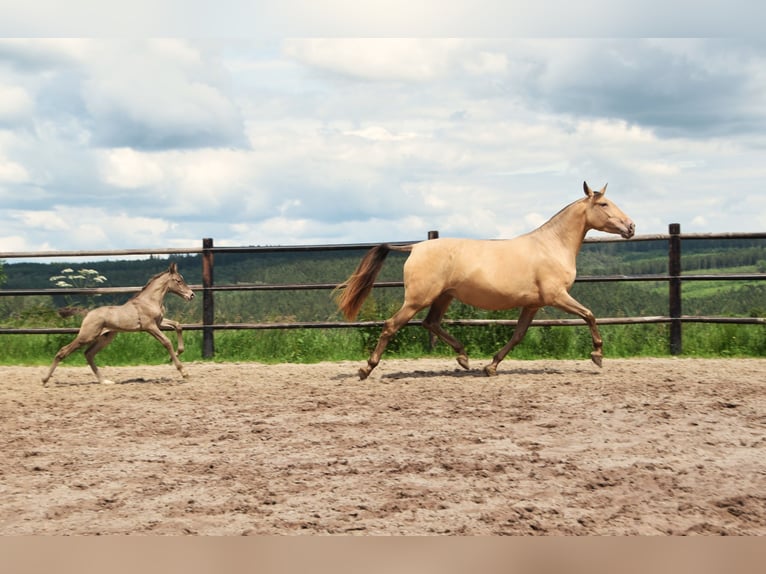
(358, 367, 370, 381)
(590, 352, 603, 368)
(457, 355, 470, 370)
(483, 364, 498, 377)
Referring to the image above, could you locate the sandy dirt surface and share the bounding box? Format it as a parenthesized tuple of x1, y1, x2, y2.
(1, 357, 765, 535)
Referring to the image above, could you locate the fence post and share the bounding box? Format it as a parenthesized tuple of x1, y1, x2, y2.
(427, 230, 439, 349)
(202, 237, 215, 359)
(668, 223, 682, 355)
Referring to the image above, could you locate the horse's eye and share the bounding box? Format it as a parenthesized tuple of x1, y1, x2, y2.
(598, 202, 608, 207)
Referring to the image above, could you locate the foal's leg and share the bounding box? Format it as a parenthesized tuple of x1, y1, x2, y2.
(145, 324, 189, 380)
(422, 293, 470, 369)
(84, 331, 118, 384)
(551, 292, 603, 367)
(360, 302, 423, 380)
(42, 337, 88, 384)
(160, 318, 184, 355)
(484, 306, 539, 377)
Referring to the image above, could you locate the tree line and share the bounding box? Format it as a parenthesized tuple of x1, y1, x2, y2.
(1, 238, 764, 327)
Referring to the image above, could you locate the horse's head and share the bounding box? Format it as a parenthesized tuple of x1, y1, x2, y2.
(166, 263, 195, 301)
(583, 182, 635, 239)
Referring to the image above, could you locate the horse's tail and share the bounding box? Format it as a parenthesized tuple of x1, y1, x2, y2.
(335, 243, 411, 321)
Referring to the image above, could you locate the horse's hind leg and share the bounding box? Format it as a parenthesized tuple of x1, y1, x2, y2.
(84, 331, 118, 384)
(484, 306, 539, 376)
(360, 302, 422, 380)
(42, 337, 87, 384)
(422, 294, 470, 369)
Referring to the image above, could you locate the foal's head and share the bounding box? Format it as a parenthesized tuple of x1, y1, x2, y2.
(582, 182, 635, 239)
(165, 263, 195, 301)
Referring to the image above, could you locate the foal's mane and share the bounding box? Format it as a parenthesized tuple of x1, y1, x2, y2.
(127, 268, 172, 301)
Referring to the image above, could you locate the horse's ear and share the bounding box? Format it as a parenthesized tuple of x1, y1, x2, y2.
(168, 262, 177, 273)
(600, 182, 608, 195)
(583, 181, 594, 197)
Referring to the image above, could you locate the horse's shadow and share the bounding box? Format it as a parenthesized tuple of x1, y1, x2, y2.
(331, 365, 567, 382)
(47, 376, 178, 387)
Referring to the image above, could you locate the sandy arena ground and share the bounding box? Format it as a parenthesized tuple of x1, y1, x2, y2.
(1, 357, 764, 535)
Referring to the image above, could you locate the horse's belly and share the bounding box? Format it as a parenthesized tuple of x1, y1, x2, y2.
(452, 283, 540, 310)
(101, 306, 143, 331)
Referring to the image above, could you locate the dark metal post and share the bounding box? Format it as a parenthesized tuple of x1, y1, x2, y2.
(202, 238, 215, 359)
(668, 223, 682, 355)
(428, 230, 439, 240)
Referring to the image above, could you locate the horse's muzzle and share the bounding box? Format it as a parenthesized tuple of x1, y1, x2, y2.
(621, 221, 636, 239)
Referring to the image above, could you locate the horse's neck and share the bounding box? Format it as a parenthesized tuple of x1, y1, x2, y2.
(533, 200, 589, 258)
(133, 276, 169, 308)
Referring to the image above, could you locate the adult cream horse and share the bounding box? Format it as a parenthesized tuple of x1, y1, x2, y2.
(42, 263, 195, 385)
(336, 182, 635, 380)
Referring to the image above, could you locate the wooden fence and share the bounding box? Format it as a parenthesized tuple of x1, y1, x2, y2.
(1, 224, 765, 358)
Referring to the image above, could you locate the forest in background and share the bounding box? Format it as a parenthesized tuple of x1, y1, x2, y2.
(1, 237, 765, 326)
(0, 236, 764, 365)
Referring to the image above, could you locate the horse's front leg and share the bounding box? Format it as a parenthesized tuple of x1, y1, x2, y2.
(551, 292, 603, 367)
(146, 325, 189, 380)
(161, 318, 184, 355)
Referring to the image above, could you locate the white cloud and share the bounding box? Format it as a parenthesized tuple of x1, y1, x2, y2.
(100, 148, 165, 188)
(78, 40, 246, 149)
(343, 125, 418, 142)
(0, 84, 33, 122)
(1, 37, 765, 257)
(0, 157, 29, 183)
(283, 38, 465, 82)
(13, 210, 69, 231)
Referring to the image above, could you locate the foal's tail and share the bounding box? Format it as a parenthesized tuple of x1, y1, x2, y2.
(335, 243, 411, 321)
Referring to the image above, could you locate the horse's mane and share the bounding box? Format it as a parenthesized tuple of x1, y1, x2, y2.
(535, 192, 603, 234)
(127, 268, 170, 301)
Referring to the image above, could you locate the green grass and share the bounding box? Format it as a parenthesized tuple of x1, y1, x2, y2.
(5, 321, 763, 368)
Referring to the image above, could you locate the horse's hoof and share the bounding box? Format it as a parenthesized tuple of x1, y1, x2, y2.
(483, 364, 498, 377)
(358, 367, 370, 381)
(590, 352, 603, 368)
(457, 355, 470, 370)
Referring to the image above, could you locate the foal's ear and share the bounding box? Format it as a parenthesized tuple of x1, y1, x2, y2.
(168, 262, 178, 273)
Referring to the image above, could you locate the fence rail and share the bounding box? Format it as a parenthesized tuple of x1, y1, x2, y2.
(2, 224, 765, 357)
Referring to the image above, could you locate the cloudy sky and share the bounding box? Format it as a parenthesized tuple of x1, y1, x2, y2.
(1, 33, 765, 253)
